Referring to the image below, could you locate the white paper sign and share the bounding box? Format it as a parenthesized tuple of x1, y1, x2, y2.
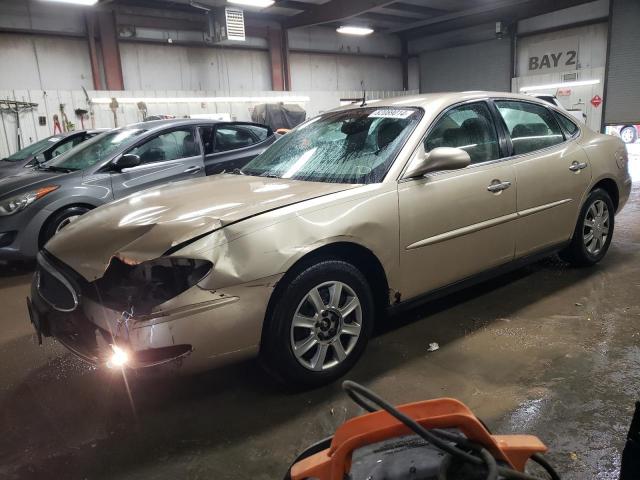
(369, 109, 414, 119)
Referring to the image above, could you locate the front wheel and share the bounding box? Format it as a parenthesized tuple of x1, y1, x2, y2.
(560, 189, 614, 266)
(40, 206, 91, 247)
(261, 259, 374, 387)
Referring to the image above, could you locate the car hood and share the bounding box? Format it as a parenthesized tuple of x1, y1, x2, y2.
(46, 174, 360, 281)
(0, 168, 72, 197)
(0, 159, 29, 178)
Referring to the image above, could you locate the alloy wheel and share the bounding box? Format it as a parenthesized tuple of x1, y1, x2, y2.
(289, 281, 362, 371)
(583, 199, 610, 255)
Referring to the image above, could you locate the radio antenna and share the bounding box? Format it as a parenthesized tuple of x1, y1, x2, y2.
(360, 80, 367, 107)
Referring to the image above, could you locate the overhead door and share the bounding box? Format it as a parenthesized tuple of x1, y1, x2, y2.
(419, 39, 511, 93)
(604, 0, 640, 124)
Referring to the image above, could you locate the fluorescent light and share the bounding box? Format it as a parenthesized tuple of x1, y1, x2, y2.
(228, 0, 274, 7)
(337, 26, 374, 36)
(42, 0, 99, 5)
(90, 96, 310, 104)
(520, 79, 600, 92)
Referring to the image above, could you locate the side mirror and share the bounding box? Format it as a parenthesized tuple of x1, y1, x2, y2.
(404, 147, 471, 178)
(113, 154, 141, 171)
(34, 153, 46, 165)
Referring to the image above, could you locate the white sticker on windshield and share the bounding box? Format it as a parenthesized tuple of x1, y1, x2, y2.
(368, 109, 414, 119)
(48, 137, 61, 142)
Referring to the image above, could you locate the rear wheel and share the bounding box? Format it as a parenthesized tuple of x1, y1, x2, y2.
(41, 206, 91, 246)
(560, 189, 614, 266)
(261, 259, 374, 387)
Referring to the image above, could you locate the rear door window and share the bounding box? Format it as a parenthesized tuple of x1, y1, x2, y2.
(214, 125, 257, 153)
(128, 128, 200, 164)
(495, 100, 565, 155)
(424, 101, 500, 164)
(241, 124, 270, 141)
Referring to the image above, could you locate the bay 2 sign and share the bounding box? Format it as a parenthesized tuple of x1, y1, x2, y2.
(527, 37, 579, 73)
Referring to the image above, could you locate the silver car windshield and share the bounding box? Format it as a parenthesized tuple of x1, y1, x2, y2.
(241, 107, 422, 183)
(46, 128, 147, 171)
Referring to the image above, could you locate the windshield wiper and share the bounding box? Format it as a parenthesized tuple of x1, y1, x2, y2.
(38, 165, 74, 173)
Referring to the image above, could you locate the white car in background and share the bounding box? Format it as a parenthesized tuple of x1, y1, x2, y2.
(533, 94, 587, 123)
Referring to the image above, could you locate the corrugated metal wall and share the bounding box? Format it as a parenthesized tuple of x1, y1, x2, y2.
(418, 40, 512, 93)
(604, 0, 640, 124)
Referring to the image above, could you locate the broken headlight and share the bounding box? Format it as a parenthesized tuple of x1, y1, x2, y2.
(89, 257, 213, 315)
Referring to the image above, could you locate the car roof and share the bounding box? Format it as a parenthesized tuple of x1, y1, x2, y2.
(125, 118, 222, 131)
(332, 91, 554, 112)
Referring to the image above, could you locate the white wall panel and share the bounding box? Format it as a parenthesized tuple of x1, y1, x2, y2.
(516, 23, 608, 76)
(290, 53, 403, 91)
(0, 34, 93, 90)
(119, 43, 272, 91)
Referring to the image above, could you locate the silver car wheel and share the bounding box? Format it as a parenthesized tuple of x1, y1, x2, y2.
(290, 281, 362, 372)
(620, 127, 636, 143)
(583, 199, 610, 255)
(55, 215, 81, 234)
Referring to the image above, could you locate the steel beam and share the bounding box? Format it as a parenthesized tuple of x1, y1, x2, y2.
(401, 37, 408, 91)
(268, 27, 290, 91)
(86, 14, 103, 90)
(97, 11, 125, 90)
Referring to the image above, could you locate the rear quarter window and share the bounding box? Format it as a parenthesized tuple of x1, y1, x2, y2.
(553, 112, 579, 137)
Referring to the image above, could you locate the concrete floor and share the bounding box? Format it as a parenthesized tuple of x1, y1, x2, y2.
(1, 155, 639, 480)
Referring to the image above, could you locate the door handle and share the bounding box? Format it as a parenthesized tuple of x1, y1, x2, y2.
(487, 180, 512, 193)
(569, 161, 587, 172)
(184, 166, 202, 174)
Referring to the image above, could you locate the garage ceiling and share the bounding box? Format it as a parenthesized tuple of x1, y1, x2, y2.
(107, 0, 596, 38)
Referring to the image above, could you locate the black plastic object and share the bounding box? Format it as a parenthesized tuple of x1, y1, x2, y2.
(620, 402, 640, 480)
(251, 103, 306, 130)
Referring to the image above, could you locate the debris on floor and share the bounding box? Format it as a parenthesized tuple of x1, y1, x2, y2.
(426, 342, 440, 352)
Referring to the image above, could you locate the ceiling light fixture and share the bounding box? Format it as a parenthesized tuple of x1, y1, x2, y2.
(90, 96, 310, 104)
(227, 0, 275, 7)
(42, 0, 99, 5)
(337, 26, 374, 36)
(520, 79, 600, 92)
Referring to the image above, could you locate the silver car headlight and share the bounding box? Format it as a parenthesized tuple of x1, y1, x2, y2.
(0, 186, 59, 216)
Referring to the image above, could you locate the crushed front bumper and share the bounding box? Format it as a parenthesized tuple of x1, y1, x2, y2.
(28, 251, 280, 373)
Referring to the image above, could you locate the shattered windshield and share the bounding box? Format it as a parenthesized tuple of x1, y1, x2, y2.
(241, 107, 422, 183)
(45, 128, 147, 171)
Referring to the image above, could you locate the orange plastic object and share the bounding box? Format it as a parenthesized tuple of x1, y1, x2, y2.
(290, 398, 547, 480)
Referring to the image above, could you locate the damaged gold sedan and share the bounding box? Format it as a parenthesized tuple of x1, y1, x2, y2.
(28, 92, 632, 386)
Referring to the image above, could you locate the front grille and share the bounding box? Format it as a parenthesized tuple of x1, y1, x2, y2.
(36, 254, 78, 312)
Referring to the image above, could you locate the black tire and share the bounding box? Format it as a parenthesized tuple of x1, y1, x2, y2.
(261, 259, 374, 387)
(620, 126, 638, 144)
(40, 206, 91, 246)
(560, 189, 615, 266)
